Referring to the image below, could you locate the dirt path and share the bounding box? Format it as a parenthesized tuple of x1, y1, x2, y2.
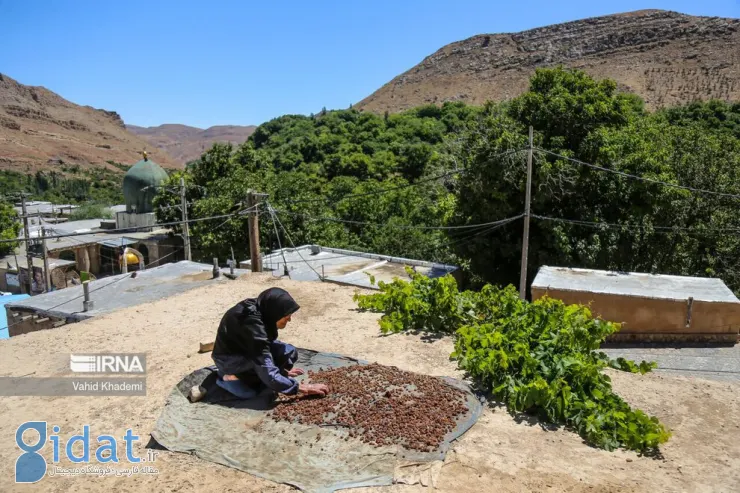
(0, 273, 738, 492)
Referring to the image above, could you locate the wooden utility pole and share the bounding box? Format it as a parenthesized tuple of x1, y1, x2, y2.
(20, 194, 34, 295)
(41, 227, 51, 292)
(519, 126, 534, 300)
(247, 191, 262, 272)
(180, 177, 192, 261)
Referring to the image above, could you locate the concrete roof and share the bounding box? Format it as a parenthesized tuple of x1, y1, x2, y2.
(531, 266, 739, 303)
(42, 227, 172, 252)
(42, 219, 104, 233)
(603, 344, 740, 383)
(0, 254, 76, 271)
(4, 261, 249, 322)
(24, 218, 104, 239)
(241, 245, 458, 290)
(14, 202, 78, 217)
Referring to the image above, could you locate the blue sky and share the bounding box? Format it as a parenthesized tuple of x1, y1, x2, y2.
(1, 1, 737, 128)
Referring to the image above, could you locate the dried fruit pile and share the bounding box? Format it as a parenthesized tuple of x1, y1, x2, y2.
(270, 363, 468, 452)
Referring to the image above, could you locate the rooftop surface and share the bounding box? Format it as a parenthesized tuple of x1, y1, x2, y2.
(531, 266, 739, 303)
(4, 261, 249, 321)
(241, 245, 458, 289)
(603, 343, 740, 383)
(41, 227, 172, 252)
(0, 253, 76, 271)
(13, 201, 78, 217)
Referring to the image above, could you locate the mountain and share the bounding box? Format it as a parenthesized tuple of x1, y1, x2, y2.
(127, 123, 256, 165)
(357, 10, 740, 113)
(0, 73, 179, 173)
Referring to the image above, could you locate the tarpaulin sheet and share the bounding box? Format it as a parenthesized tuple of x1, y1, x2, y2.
(150, 349, 482, 493)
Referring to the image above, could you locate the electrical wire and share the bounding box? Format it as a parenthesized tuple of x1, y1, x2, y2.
(266, 205, 289, 277)
(268, 203, 324, 281)
(0, 209, 253, 246)
(532, 214, 740, 235)
(208, 202, 264, 232)
(535, 148, 740, 200)
(282, 148, 526, 206)
(272, 209, 526, 231)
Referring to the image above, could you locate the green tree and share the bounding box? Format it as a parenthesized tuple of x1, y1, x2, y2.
(0, 202, 20, 256)
(508, 66, 643, 152)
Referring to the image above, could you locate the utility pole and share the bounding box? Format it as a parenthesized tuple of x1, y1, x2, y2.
(519, 126, 534, 300)
(20, 194, 34, 295)
(180, 177, 192, 261)
(247, 191, 262, 272)
(41, 227, 51, 292)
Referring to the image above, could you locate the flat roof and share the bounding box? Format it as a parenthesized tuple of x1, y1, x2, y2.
(43, 228, 172, 252)
(531, 266, 739, 303)
(24, 218, 105, 239)
(4, 261, 248, 321)
(0, 255, 76, 271)
(241, 245, 458, 290)
(14, 202, 78, 216)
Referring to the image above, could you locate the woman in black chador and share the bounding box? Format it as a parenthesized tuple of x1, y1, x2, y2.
(212, 287, 329, 399)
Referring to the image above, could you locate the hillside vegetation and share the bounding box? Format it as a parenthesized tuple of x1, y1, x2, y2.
(155, 68, 740, 293)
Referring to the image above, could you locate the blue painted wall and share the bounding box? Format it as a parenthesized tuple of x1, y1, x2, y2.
(0, 294, 30, 339)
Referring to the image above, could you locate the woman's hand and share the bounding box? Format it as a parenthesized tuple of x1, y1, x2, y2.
(298, 382, 329, 397)
(287, 368, 305, 377)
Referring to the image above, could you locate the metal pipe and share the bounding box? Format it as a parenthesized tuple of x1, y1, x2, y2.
(83, 280, 94, 312)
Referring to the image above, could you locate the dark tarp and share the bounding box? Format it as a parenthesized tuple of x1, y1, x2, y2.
(150, 349, 482, 493)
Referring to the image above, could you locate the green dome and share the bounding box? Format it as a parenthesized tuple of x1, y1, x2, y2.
(122, 157, 169, 213)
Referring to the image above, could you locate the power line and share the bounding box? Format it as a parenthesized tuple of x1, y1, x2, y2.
(157, 201, 194, 211)
(268, 204, 324, 281)
(282, 148, 526, 206)
(273, 209, 525, 231)
(0, 209, 254, 246)
(266, 205, 289, 276)
(532, 214, 740, 235)
(209, 202, 264, 232)
(439, 215, 523, 249)
(536, 148, 740, 200)
(257, 214, 522, 271)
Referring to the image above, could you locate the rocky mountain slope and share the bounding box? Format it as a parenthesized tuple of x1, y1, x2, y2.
(0, 73, 179, 173)
(357, 10, 740, 113)
(127, 123, 256, 165)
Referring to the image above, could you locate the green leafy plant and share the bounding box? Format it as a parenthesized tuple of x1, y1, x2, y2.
(69, 203, 114, 221)
(355, 270, 670, 452)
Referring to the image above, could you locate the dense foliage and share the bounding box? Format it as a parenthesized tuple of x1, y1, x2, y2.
(659, 99, 740, 140)
(68, 203, 114, 221)
(155, 67, 740, 294)
(452, 69, 740, 292)
(154, 103, 478, 262)
(0, 165, 125, 205)
(355, 270, 669, 452)
(0, 201, 20, 256)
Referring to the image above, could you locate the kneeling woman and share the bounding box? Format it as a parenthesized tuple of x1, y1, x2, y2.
(211, 287, 329, 399)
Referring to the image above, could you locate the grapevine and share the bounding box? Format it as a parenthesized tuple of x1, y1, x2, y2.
(354, 268, 670, 452)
